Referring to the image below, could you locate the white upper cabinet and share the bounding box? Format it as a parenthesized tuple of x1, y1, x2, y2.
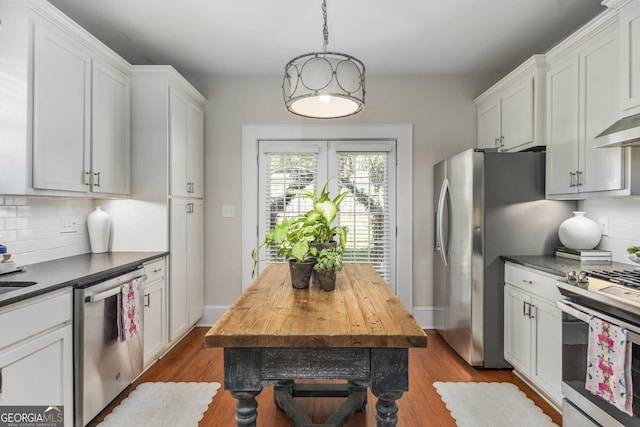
(607, 0, 640, 116)
(0, 0, 130, 197)
(546, 11, 627, 198)
(170, 88, 205, 198)
(475, 55, 546, 152)
(91, 60, 131, 195)
(32, 23, 91, 193)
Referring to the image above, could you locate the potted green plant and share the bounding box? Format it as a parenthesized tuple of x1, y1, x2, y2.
(291, 179, 349, 288)
(313, 231, 346, 291)
(251, 217, 315, 289)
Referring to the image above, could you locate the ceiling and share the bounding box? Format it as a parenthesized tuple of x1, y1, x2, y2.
(47, 0, 606, 77)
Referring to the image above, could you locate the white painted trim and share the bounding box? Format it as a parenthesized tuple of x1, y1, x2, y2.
(242, 124, 413, 310)
(411, 306, 435, 329)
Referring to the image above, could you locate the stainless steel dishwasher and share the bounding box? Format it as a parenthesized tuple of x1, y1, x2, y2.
(74, 266, 146, 427)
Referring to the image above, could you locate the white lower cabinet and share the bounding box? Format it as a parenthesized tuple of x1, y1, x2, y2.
(504, 262, 562, 407)
(143, 257, 167, 368)
(170, 199, 204, 341)
(0, 288, 73, 427)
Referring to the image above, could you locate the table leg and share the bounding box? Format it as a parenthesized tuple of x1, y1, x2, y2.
(229, 390, 262, 427)
(370, 348, 409, 427)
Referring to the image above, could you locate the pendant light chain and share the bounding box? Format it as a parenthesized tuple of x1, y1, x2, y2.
(322, 0, 329, 53)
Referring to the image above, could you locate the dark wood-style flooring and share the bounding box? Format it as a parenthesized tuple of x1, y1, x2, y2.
(88, 328, 562, 426)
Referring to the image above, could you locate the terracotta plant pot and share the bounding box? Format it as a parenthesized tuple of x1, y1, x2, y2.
(289, 259, 314, 289)
(316, 268, 337, 291)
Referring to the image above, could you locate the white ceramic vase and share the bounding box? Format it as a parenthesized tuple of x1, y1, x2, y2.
(87, 206, 110, 253)
(558, 211, 601, 250)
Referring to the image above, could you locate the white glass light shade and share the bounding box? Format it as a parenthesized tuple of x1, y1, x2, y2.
(283, 52, 365, 119)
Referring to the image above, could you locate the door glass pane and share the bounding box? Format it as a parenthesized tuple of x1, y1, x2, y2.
(337, 152, 392, 284)
(264, 153, 317, 262)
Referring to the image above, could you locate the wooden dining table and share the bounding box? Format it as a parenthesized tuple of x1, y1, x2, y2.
(205, 263, 428, 427)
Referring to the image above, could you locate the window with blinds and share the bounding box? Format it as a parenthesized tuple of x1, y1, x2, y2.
(257, 140, 395, 287)
(262, 152, 318, 262)
(337, 152, 393, 284)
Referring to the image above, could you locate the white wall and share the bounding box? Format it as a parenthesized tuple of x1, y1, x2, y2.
(581, 197, 640, 265)
(0, 196, 92, 265)
(187, 74, 499, 315)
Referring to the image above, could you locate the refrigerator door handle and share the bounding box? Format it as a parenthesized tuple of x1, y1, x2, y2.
(436, 178, 450, 267)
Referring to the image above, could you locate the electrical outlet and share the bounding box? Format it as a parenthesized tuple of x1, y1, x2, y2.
(60, 216, 78, 233)
(222, 205, 235, 218)
(598, 217, 609, 236)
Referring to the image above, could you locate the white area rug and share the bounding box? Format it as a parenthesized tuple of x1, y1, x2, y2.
(98, 382, 221, 427)
(434, 382, 558, 427)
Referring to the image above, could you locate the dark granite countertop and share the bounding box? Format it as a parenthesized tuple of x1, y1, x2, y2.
(0, 251, 168, 307)
(500, 255, 636, 278)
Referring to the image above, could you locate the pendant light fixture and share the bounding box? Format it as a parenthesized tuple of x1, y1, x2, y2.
(282, 0, 365, 119)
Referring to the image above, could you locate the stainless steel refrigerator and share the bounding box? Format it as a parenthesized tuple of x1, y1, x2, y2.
(433, 148, 575, 368)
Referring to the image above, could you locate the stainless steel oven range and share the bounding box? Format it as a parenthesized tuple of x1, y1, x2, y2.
(557, 269, 640, 427)
(74, 266, 146, 427)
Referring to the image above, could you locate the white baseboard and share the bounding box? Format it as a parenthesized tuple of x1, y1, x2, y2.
(412, 306, 434, 329)
(198, 305, 435, 329)
(197, 305, 229, 327)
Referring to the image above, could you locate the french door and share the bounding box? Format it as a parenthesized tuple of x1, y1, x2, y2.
(256, 140, 397, 289)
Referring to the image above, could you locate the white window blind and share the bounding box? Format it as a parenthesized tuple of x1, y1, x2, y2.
(336, 151, 394, 285)
(262, 151, 318, 262)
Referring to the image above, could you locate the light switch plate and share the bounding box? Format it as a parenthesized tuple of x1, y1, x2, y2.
(222, 205, 235, 218)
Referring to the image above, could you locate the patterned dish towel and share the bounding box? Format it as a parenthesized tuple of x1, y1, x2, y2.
(118, 278, 142, 342)
(586, 315, 633, 416)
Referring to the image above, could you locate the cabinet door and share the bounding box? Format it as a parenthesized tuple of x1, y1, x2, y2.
(187, 103, 204, 198)
(32, 24, 91, 193)
(546, 54, 580, 196)
(188, 200, 204, 325)
(92, 60, 130, 195)
(531, 297, 562, 405)
(504, 286, 531, 373)
(143, 281, 166, 367)
(477, 98, 501, 149)
(0, 325, 73, 427)
(620, 1, 640, 115)
(170, 88, 189, 198)
(501, 77, 534, 151)
(580, 29, 623, 193)
(169, 199, 189, 340)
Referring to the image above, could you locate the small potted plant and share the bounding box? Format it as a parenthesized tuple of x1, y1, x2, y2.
(313, 229, 346, 291)
(251, 217, 315, 289)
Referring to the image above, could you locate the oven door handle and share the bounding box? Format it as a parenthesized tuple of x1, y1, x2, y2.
(557, 299, 640, 344)
(85, 274, 147, 303)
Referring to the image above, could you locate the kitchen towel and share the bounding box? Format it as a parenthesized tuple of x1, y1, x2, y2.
(118, 278, 141, 342)
(586, 315, 633, 416)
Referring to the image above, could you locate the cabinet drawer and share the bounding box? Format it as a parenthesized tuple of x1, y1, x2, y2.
(0, 288, 72, 350)
(144, 258, 166, 285)
(504, 263, 561, 303)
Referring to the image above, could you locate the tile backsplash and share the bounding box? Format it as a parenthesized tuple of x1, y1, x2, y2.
(0, 196, 93, 265)
(581, 197, 640, 265)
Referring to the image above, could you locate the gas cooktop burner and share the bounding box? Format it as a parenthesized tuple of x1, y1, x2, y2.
(586, 269, 640, 288)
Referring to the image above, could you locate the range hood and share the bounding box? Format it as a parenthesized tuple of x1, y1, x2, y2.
(594, 113, 640, 147)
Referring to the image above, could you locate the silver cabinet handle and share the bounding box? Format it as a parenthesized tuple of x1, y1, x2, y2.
(0, 367, 3, 394)
(529, 304, 535, 319)
(144, 293, 150, 308)
(523, 301, 527, 317)
(576, 170, 583, 187)
(522, 279, 533, 285)
(84, 171, 92, 186)
(499, 135, 505, 149)
(94, 172, 101, 187)
(495, 137, 500, 149)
